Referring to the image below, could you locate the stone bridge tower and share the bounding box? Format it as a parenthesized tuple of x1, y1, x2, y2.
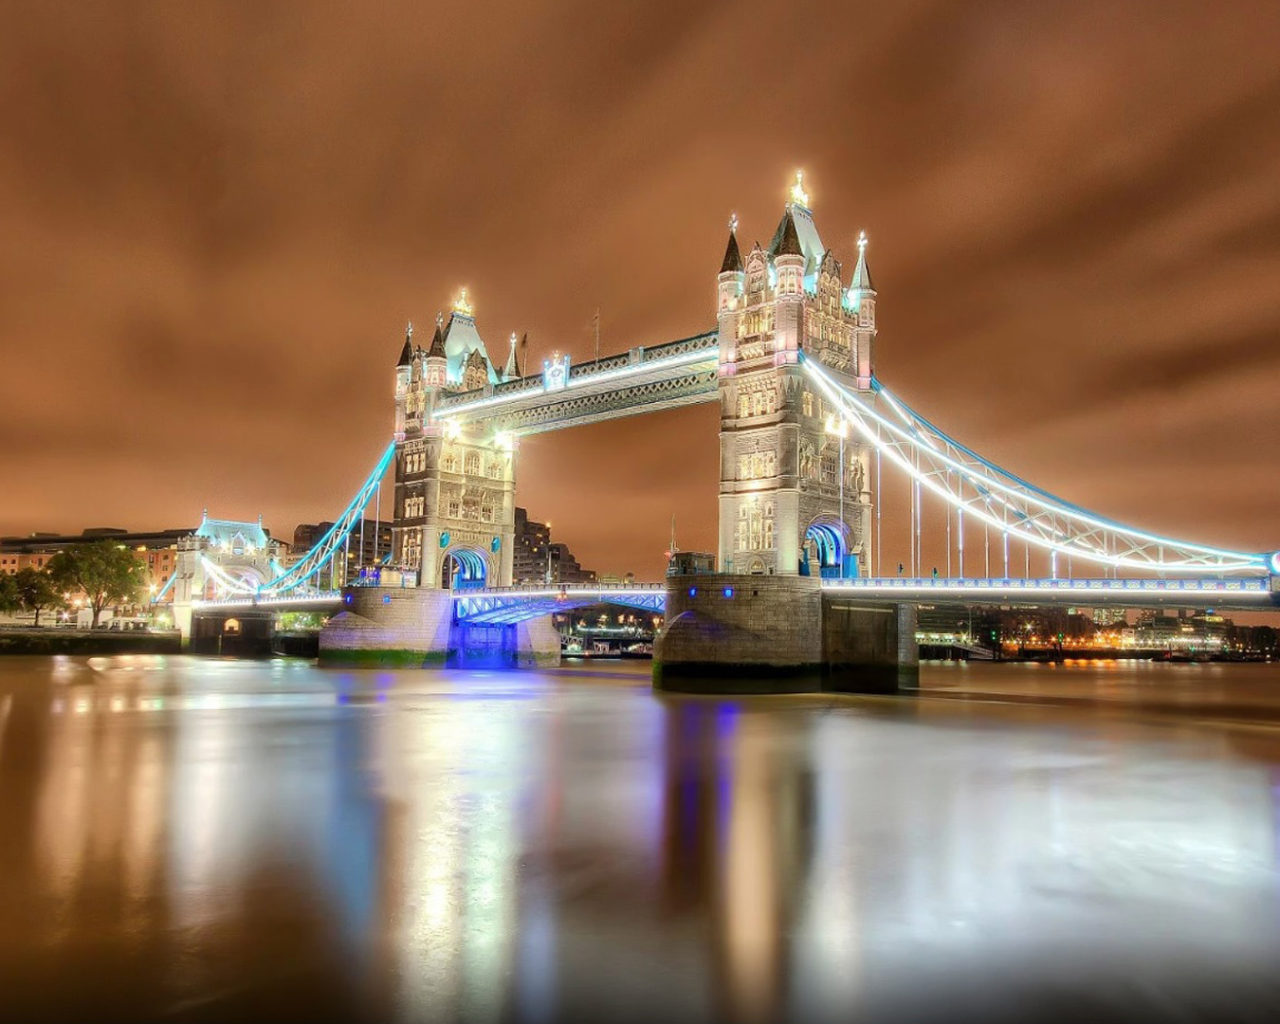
(715, 173, 877, 578)
(391, 293, 518, 590)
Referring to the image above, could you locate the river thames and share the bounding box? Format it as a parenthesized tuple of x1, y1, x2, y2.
(1, 655, 1279, 1024)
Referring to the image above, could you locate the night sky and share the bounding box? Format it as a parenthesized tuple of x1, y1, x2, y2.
(2, 2, 1279, 579)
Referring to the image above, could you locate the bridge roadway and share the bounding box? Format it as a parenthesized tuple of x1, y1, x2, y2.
(456, 575, 1280, 623)
(191, 574, 1278, 626)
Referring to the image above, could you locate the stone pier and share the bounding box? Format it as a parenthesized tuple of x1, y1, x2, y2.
(319, 587, 562, 669)
(653, 573, 917, 694)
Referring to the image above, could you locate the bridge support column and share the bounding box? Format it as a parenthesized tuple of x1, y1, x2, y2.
(190, 609, 275, 658)
(654, 574, 917, 694)
(821, 598, 918, 693)
(448, 617, 561, 670)
(319, 587, 453, 666)
(654, 574, 824, 693)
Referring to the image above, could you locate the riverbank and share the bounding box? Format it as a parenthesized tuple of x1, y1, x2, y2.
(0, 628, 182, 656)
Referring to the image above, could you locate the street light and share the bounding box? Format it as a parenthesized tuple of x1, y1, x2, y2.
(825, 414, 849, 574)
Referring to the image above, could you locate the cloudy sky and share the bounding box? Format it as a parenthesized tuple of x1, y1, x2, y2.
(2, 1, 1278, 578)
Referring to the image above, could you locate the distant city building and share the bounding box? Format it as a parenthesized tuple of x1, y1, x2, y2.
(0, 514, 284, 624)
(512, 507, 595, 584)
(667, 552, 716, 576)
(1, 526, 190, 595)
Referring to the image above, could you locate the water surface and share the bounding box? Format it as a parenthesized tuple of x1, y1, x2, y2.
(1, 655, 1279, 1023)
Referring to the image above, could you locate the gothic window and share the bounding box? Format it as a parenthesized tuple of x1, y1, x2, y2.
(736, 517, 748, 551)
(738, 393, 750, 418)
(464, 452, 481, 476)
(766, 388, 776, 414)
(738, 454, 750, 480)
(443, 452, 458, 473)
(481, 503, 494, 523)
(447, 499, 461, 519)
(802, 391, 814, 417)
(764, 518, 774, 550)
(821, 454, 837, 486)
(752, 392, 765, 416)
(487, 460, 500, 479)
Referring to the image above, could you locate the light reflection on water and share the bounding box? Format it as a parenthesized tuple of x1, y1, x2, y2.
(0, 655, 1278, 1023)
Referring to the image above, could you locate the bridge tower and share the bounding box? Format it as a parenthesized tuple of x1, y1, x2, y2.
(716, 173, 876, 578)
(391, 294, 517, 591)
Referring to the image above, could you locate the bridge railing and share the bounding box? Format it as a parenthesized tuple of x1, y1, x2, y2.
(453, 582, 666, 598)
(433, 331, 717, 413)
(822, 577, 1269, 594)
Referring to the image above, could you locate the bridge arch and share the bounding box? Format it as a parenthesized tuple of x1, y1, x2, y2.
(440, 546, 491, 591)
(804, 516, 853, 579)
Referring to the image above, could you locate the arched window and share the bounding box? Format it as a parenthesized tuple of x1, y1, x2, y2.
(442, 453, 458, 473)
(738, 393, 750, 418)
(464, 452, 481, 476)
(802, 391, 814, 417)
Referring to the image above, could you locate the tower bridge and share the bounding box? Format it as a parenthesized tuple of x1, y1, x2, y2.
(173, 172, 1278, 688)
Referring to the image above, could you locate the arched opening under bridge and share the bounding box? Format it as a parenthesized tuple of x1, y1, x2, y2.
(441, 548, 488, 591)
(803, 518, 856, 579)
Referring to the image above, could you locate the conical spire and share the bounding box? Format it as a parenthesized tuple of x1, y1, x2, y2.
(720, 213, 744, 273)
(397, 321, 414, 367)
(504, 331, 522, 379)
(771, 209, 803, 258)
(427, 312, 446, 359)
(850, 231, 875, 291)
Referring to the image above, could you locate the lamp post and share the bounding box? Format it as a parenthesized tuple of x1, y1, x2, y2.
(825, 415, 849, 575)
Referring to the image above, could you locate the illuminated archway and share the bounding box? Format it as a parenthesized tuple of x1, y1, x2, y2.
(440, 548, 488, 590)
(804, 518, 852, 579)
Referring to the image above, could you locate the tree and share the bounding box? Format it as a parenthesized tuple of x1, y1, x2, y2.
(0, 572, 19, 615)
(48, 541, 147, 629)
(13, 567, 63, 627)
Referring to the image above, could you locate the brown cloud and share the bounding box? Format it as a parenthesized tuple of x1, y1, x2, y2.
(1, 0, 1278, 577)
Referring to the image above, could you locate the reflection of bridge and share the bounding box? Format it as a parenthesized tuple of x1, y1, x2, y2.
(172, 173, 1278, 685)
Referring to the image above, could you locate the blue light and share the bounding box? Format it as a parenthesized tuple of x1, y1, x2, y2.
(723, 587, 734, 598)
(382, 594, 391, 604)
(344, 594, 353, 605)
(689, 587, 697, 598)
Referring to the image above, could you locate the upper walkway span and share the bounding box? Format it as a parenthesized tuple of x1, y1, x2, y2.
(431, 331, 718, 435)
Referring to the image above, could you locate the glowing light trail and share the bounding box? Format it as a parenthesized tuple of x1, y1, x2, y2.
(801, 355, 1269, 575)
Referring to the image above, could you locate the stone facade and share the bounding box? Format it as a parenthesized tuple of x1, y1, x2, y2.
(714, 183, 877, 579)
(392, 305, 519, 590)
(654, 573, 918, 694)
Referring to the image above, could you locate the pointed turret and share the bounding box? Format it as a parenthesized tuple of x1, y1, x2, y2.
(503, 332, 523, 380)
(850, 231, 875, 292)
(848, 231, 876, 389)
(427, 314, 446, 359)
(397, 321, 414, 367)
(719, 221, 744, 273)
(772, 209, 803, 257)
(423, 312, 448, 389)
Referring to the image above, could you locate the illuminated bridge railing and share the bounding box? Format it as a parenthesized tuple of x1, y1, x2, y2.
(432, 330, 718, 421)
(821, 576, 1278, 608)
(190, 592, 344, 612)
(453, 583, 667, 625)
